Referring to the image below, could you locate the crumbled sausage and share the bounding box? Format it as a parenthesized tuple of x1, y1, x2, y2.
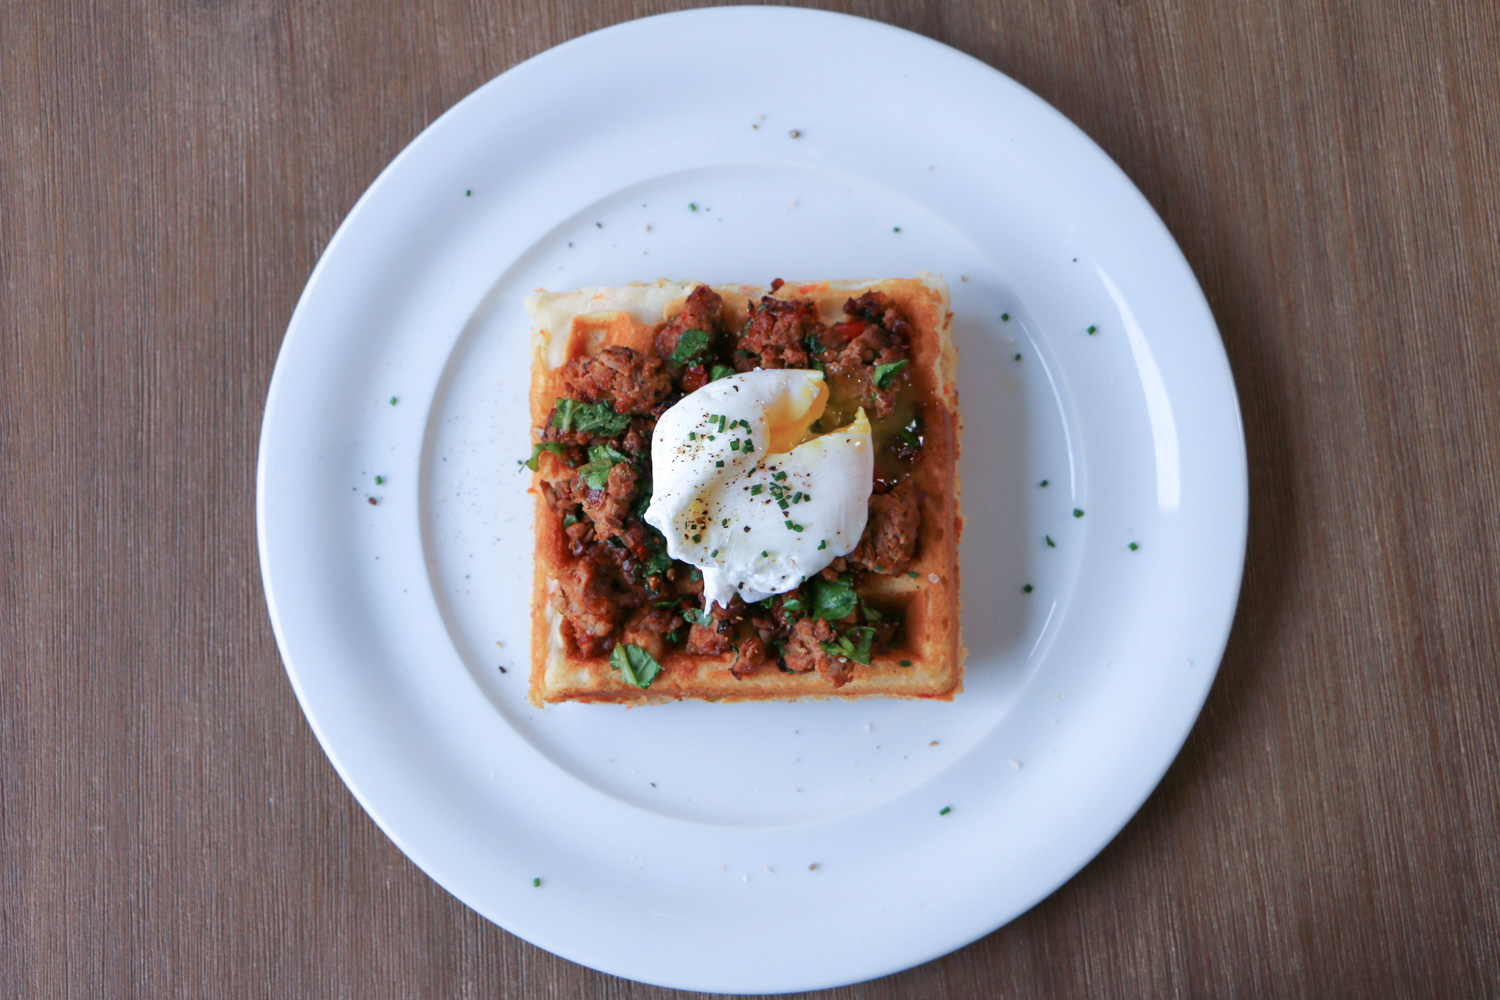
(620, 605, 682, 664)
(730, 635, 769, 679)
(561, 345, 672, 414)
(782, 617, 851, 686)
(553, 549, 624, 657)
(657, 284, 727, 362)
(734, 296, 819, 371)
(686, 624, 731, 656)
(848, 478, 921, 574)
(581, 462, 639, 541)
(819, 292, 912, 419)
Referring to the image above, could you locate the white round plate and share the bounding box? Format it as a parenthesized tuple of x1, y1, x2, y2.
(257, 7, 1246, 994)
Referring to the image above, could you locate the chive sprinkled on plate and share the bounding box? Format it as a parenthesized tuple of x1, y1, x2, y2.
(532, 878, 540, 887)
(1045, 535, 1055, 548)
(1087, 324, 1098, 335)
(1040, 479, 1049, 487)
(906, 570, 919, 578)
(900, 660, 912, 666)
(1129, 542, 1140, 551)
(939, 806, 951, 816)
(1001, 312, 1010, 321)
(1022, 583, 1034, 593)
(389, 396, 398, 405)
(1073, 508, 1085, 518)
(374, 475, 384, 485)
(817, 539, 827, 550)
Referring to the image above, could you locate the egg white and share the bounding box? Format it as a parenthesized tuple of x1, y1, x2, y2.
(644, 369, 873, 610)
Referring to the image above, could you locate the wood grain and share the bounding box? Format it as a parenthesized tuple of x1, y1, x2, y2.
(3, 1, 1497, 997)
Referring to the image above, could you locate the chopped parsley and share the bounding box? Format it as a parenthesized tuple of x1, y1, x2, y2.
(577, 443, 628, 489)
(670, 328, 712, 366)
(608, 643, 662, 689)
(872, 360, 908, 388)
(782, 598, 802, 612)
(709, 364, 735, 382)
(810, 573, 858, 620)
(820, 626, 874, 665)
(683, 608, 713, 626)
(551, 398, 630, 436)
(520, 441, 567, 471)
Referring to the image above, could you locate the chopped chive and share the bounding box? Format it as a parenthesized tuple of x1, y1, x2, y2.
(1129, 542, 1140, 551)
(761, 550, 769, 558)
(938, 806, 951, 816)
(1087, 325, 1098, 335)
(1001, 312, 1010, 321)
(730, 440, 740, 451)
(710, 549, 718, 557)
(1045, 535, 1055, 548)
(899, 659, 912, 666)
(374, 475, 384, 485)
(715, 460, 724, 468)
(1022, 584, 1034, 593)
(774, 472, 787, 481)
(750, 484, 763, 496)
(785, 520, 795, 529)
(906, 571, 919, 579)
(792, 523, 803, 531)
(692, 534, 701, 543)
(688, 431, 696, 440)
(388, 396, 398, 405)
(793, 491, 803, 503)
(817, 540, 827, 550)
(1073, 508, 1085, 518)
(532, 878, 541, 887)
(689, 202, 698, 211)
(721, 518, 729, 527)
(1040, 479, 1049, 487)
(1014, 353, 1022, 361)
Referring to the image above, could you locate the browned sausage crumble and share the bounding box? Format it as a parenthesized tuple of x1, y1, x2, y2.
(534, 283, 927, 682)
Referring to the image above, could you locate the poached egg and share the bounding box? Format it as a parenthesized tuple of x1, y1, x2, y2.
(644, 369, 873, 610)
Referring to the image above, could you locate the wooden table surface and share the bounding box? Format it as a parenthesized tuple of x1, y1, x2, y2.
(4, 1, 1498, 997)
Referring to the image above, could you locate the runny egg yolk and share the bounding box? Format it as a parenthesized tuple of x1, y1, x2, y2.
(764, 380, 828, 454)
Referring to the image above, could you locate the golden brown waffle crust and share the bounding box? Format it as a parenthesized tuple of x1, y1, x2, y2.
(527, 275, 964, 706)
